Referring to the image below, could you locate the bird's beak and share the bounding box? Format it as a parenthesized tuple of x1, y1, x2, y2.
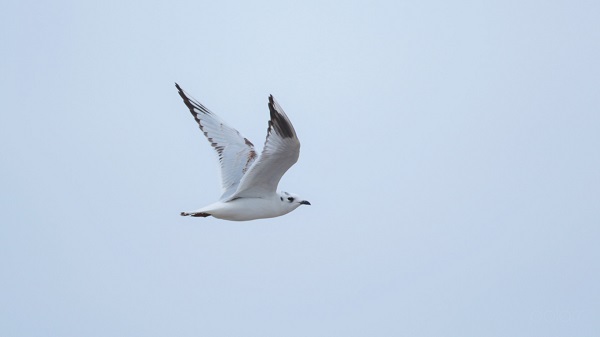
(300, 200, 311, 205)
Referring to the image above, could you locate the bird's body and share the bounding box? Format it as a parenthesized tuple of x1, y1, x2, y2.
(175, 83, 310, 221)
(181, 192, 308, 221)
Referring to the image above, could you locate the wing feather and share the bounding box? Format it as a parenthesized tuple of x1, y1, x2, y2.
(175, 83, 257, 200)
(228, 95, 300, 199)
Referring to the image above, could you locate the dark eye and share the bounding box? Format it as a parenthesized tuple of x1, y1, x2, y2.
(287, 197, 294, 202)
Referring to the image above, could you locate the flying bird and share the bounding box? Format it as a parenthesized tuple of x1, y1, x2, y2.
(175, 83, 310, 221)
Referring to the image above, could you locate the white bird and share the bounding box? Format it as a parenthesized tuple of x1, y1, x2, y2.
(175, 83, 310, 221)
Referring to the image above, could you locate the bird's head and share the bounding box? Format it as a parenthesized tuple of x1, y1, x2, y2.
(278, 191, 311, 212)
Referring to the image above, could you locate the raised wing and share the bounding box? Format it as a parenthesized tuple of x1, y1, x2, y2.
(228, 95, 300, 199)
(175, 83, 257, 200)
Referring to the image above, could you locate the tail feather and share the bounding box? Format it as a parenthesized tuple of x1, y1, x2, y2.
(181, 211, 211, 217)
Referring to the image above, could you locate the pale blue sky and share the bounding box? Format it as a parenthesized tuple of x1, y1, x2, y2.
(1, 0, 599, 336)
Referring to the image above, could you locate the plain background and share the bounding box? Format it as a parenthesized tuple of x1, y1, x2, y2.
(2, 0, 599, 336)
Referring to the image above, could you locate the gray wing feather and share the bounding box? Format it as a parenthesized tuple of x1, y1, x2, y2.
(228, 95, 300, 199)
(176, 83, 257, 200)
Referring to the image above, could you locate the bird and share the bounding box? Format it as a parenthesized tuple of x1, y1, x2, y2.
(175, 83, 310, 221)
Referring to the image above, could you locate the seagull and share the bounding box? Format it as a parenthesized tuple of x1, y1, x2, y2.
(175, 83, 310, 221)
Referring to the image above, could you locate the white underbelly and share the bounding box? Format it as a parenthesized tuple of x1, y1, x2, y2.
(208, 198, 288, 221)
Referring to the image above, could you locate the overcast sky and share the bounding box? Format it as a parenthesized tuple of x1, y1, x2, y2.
(2, 0, 599, 336)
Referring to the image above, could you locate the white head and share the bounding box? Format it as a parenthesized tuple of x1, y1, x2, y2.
(278, 191, 311, 213)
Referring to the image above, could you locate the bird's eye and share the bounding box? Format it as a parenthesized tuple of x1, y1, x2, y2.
(287, 197, 294, 202)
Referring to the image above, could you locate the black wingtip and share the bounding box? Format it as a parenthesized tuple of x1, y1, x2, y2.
(267, 95, 295, 139)
(175, 83, 200, 113)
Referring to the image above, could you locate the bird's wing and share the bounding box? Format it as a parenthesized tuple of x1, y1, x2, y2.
(228, 95, 300, 199)
(176, 83, 257, 200)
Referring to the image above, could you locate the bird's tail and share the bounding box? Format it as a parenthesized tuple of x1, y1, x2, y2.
(180, 211, 211, 217)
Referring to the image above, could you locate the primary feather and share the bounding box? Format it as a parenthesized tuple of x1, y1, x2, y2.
(176, 83, 258, 200)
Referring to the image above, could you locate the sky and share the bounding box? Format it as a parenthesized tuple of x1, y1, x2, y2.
(1, 0, 599, 336)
